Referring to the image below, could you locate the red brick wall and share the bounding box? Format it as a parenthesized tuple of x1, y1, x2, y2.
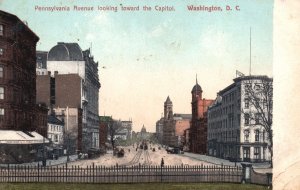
(0, 10, 47, 132)
(36, 75, 51, 106)
(55, 74, 81, 108)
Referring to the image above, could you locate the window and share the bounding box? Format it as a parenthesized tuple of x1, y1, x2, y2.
(244, 130, 249, 142)
(0, 25, 3, 36)
(255, 98, 260, 107)
(0, 87, 4, 99)
(254, 147, 260, 159)
(0, 108, 4, 122)
(54, 134, 58, 142)
(0, 48, 3, 56)
(244, 98, 249, 108)
(244, 113, 250, 125)
(255, 113, 261, 124)
(0, 66, 3, 78)
(243, 147, 250, 160)
(255, 130, 260, 142)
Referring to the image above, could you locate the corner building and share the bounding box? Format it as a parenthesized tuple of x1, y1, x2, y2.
(207, 75, 272, 162)
(36, 42, 100, 153)
(0, 10, 47, 134)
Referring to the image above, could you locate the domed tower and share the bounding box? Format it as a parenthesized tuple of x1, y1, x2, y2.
(191, 75, 203, 119)
(191, 75, 203, 100)
(164, 96, 173, 120)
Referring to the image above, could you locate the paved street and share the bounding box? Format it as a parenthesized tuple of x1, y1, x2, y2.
(1, 144, 272, 174)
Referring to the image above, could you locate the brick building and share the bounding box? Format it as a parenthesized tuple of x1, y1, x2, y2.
(0, 10, 47, 133)
(36, 74, 83, 153)
(161, 96, 191, 148)
(189, 77, 214, 154)
(0, 10, 48, 163)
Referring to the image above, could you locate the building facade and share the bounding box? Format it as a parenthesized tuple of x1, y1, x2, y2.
(0, 10, 47, 133)
(47, 115, 64, 146)
(47, 115, 64, 157)
(36, 42, 101, 152)
(155, 118, 164, 144)
(173, 114, 192, 148)
(207, 75, 272, 162)
(121, 120, 132, 140)
(162, 96, 177, 146)
(161, 96, 192, 148)
(0, 10, 48, 163)
(189, 78, 214, 154)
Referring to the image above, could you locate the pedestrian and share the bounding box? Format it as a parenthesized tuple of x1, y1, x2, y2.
(161, 158, 164, 167)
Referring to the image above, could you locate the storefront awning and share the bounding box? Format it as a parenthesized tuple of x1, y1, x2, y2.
(0, 130, 49, 144)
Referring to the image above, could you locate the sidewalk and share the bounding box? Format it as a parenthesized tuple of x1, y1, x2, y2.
(179, 152, 272, 169)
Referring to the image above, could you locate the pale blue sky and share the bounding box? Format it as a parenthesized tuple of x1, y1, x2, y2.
(0, 0, 273, 132)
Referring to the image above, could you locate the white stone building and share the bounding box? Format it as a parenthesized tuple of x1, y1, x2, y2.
(36, 42, 101, 152)
(47, 115, 64, 146)
(207, 75, 272, 162)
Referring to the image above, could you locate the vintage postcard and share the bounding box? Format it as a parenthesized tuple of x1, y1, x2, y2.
(0, 0, 299, 189)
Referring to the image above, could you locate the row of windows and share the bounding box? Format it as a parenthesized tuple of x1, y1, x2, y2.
(48, 125, 63, 132)
(244, 113, 261, 125)
(209, 103, 236, 119)
(48, 134, 63, 143)
(223, 91, 237, 104)
(208, 129, 240, 142)
(244, 129, 265, 142)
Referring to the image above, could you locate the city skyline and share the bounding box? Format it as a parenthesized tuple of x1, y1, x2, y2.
(0, 0, 273, 132)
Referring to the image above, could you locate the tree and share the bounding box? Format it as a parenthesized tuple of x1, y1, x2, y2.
(108, 120, 122, 150)
(242, 76, 273, 167)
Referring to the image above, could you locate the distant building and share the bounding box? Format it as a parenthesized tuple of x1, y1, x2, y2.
(0, 10, 48, 163)
(183, 128, 190, 151)
(173, 114, 192, 148)
(36, 42, 101, 153)
(207, 75, 272, 162)
(189, 77, 214, 154)
(155, 118, 164, 144)
(162, 96, 176, 146)
(121, 120, 132, 140)
(161, 96, 191, 148)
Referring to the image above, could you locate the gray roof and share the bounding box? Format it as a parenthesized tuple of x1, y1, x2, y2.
(165, 96, 172, 103)
(192, 83, 202, 92)
(48, 115, 64, 125)
(48, 42, 84, 61)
